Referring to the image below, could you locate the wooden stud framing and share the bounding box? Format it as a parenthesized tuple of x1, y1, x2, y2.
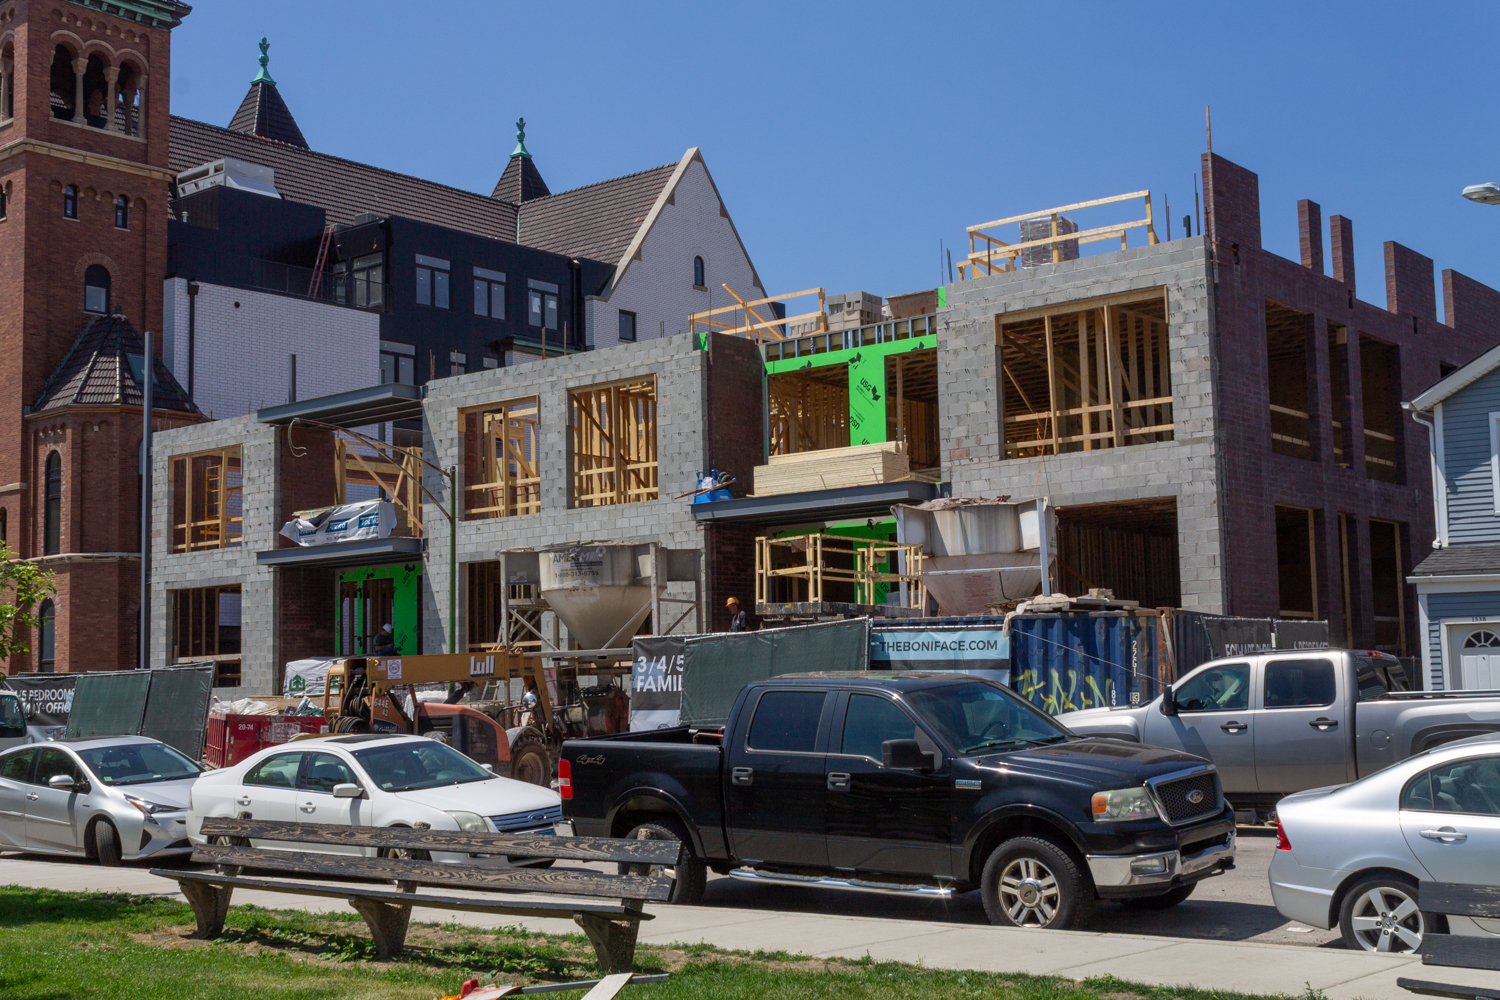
(336, 439, 424, 536)
(689, 287, 827, 343)
(170, 447, 243, 552)
(756, 533, 926, 610)
(957, 191, 1160, 279)
(570, 378, 659, 508)
(463, 398, 541, 520)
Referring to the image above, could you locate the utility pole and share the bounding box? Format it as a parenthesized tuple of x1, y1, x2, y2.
(139, 329, 153, 669)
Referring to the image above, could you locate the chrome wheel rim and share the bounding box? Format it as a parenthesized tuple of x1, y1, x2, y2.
(632, 827, 677, 881)
(999, 856, 1060, 927)
(1349, 885, 1424, 953)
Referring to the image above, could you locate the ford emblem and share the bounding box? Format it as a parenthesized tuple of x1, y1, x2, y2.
(1185, 789, 1205, 805)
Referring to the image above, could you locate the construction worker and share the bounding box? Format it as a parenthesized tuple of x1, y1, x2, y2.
(727, 596, 748, 632)
(372, 623, 395, 655)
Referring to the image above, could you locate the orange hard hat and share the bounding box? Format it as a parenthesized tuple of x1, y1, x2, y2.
(725, 596, 741, 607)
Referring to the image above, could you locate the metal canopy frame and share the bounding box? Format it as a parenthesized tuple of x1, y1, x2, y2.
(257, 382, 424, 429)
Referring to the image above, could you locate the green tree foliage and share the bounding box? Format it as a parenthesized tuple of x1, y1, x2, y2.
(0, 543, 56, 661)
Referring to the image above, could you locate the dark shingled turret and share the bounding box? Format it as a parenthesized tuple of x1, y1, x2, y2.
(33, 312, 199, 414)
(492, 117, 550, 203)
(227, 37, 308, 149)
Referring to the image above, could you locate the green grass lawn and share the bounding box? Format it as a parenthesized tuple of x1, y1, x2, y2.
(0, 886, 1317, 1000)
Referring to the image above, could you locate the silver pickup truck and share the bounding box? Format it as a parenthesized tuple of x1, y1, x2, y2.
(1057, 649, 1500, 821)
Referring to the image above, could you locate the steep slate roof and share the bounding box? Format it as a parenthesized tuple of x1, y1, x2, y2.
(517, 162, 677, 263)
(33, 313, 198, 414)
(169, 117, 520, 240)
(1410, 543, 1500, 578)
(493, 155, 551, 203)
(228, 80, 308, 149)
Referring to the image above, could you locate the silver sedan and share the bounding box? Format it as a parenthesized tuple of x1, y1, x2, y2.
(0, 736, 200, 864)
(1270, 734, 1500, 952)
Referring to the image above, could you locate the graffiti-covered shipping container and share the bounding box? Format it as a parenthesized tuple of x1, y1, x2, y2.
(1008, 612, 1160, 714)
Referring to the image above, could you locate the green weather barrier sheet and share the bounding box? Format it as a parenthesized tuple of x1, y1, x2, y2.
(679, 618, 869, 727)
(764, 333, 937, 447)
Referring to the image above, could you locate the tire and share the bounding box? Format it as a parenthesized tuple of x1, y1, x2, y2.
(208, 834, 250, 876)
(509, 735, 551, 788)
(1121, 884, 1196, 910)
(619, 818, 707, 906)
(981, 836, 1095, 930)
(1340, 875, 1428, 953)
(93, 820, 122, 867)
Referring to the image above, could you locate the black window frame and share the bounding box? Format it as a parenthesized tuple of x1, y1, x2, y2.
(83, 264, 110, 315)
(43, 451, 61, 555)
(63, 184, 78, 220)
(618, 309, 637, 343)
(37, 598, 55, 671)
(415, 254, 450, 310)
(474, 267, 506, 319)
(114, 194, 128, 229)
(693, 255, 705, 288)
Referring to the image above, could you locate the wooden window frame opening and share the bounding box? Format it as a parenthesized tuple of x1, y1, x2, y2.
(462, 397, 541, 520)
(570, 377, 658, 508)
(170, 447, 243, 553)
(171, 585, 242, 687)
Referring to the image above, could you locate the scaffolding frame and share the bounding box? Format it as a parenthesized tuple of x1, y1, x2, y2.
(755, 533, 926, 609)
(958, 190, 1160, 279)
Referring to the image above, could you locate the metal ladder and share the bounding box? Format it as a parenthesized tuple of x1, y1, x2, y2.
(307, 222, 335, 298)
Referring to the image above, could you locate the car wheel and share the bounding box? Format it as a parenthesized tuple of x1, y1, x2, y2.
(509, 736, 551, 788)
(620, 818, 706, 906)
(981, 836, 1095, 930)
(1121, 884, 1196, 910)
(92, 820, 122, 867)
(208, 834, 250, 876)
(1340, 875, 1426, 953)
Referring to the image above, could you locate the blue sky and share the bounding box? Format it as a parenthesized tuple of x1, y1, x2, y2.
(171, 2, 1500, 312)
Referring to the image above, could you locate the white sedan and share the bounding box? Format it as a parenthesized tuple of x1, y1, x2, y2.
(1270, 734, 1500, 952)
(189, 733, 564, 862)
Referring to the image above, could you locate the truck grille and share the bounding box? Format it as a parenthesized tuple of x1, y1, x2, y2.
(489, 805, 562, 833)
(1151, 770, 1221, 825)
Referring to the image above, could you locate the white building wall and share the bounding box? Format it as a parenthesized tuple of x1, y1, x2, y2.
(586, 159, 767, 350)
(162, 278, 381, 421)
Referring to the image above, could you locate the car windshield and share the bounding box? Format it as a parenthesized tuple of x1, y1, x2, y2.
(352, 740, 491, 792)
(78, 743, 202, 786)
(905, 681, 1070, 755)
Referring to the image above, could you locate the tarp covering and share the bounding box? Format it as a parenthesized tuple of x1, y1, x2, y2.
(679, 619, 868, 727)
(284, 658, 337, 696)
(869, 626, 1010, 685)
(631, 635, 686, 731)
(63, 665, 216, 758)
(66, 671, 151, 741)
(1009, 613, 1159, 714)
(1166, 612, 1330, 678)
(279, 500, 396, 547)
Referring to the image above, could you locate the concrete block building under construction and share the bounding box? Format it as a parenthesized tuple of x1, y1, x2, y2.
(147, 149, 1500, 694)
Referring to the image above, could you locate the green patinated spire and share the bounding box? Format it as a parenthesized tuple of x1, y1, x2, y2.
(511, 117, 531, 159)
(251, 36, 275, 86)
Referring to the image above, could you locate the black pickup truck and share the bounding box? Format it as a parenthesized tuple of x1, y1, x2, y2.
(560, 672, 1236, 929)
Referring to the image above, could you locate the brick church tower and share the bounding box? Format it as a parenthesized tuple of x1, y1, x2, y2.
(0, 0, 199, 674)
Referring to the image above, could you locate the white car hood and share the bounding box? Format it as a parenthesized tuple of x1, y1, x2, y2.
(391, 777, 559, 816)
(106, 776, 198, 810)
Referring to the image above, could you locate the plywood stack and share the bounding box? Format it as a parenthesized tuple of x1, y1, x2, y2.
(753, 440, 909, 496)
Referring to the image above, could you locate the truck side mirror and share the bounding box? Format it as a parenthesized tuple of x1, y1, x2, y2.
(1161, 686, 1178, 717)
(882, 739, 935, 771)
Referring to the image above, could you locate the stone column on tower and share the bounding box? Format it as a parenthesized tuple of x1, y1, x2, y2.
(104, 66, 119, 131)
(72, 57, 87, 124)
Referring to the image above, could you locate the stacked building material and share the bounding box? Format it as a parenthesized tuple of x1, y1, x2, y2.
(1019, 215, 1080, 267)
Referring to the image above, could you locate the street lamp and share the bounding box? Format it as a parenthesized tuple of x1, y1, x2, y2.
(1463, 182, 1500, 205)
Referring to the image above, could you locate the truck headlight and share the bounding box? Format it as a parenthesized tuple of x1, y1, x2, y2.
(1091, 786, 1159, 822)
(445, 811, 488, 833)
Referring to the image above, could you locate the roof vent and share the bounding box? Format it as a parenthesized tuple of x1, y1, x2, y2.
(175, 157, 281, 200)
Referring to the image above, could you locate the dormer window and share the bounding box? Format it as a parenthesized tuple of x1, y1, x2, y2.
(693, 255, 705, 288)
(115, 195, 128, 229)
(84, 264, 110, 314)
(63, 185, 78, 219)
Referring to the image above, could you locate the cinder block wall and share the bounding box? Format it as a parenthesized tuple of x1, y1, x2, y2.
(937, 238, 1224, 611)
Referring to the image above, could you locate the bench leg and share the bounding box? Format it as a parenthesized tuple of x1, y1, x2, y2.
(574, 913, 639, 975)
(347, 896, 412, 960)
(179, 880, 233, 939)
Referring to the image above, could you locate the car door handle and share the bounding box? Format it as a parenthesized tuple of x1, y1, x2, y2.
(299, 802, 316, 813)
(236, 796, 252, 806)
(731, 767, 753, 787)
(1220, 721, 1247, 733)
(1420, 828, 1468, 843)
(1310, 718, 1339, 730)
(24, 793, 37, 801)
(827, 771, 851, 792)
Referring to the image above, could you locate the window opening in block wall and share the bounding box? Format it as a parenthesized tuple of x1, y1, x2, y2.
(768, 362, 850, 456)
(1360, 335, 1403, 484)
(466, 561, 543, 654)
(570, 377, 658, 508)
(43, 452, 61, 555)
(415, 254, 450, 309)
(997, 293, 1172, 459)
(172, 585, 241, 687)
(1369, 518, 1406, 656)
(888, 349, 940, 477)
(1057, 497, 1181, 609)
(170, 447, 243, 552)
(463, 398, 540, 520)
(1265, 301, 1315, 461)
(1327, 323, 1352, 468)
(474, 267, 506, 319)
(1275, 504, 1319, 620)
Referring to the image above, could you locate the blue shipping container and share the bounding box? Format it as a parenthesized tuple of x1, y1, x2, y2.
(1008, 612, 1159, 715)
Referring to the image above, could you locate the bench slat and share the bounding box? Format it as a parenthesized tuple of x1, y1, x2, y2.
(199, 817, 679, 866)
(191, 845, 673, 902)
(150, 870, 654, 920)
(1421, 882, 1500, 919)
(1422, 935, 1500, 972)
(1399, 978, 1500, 1000)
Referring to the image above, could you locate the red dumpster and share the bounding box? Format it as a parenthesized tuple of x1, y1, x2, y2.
(204, 711, 328, 768)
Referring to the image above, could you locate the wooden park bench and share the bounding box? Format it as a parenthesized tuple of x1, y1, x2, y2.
(149, 817, 679, 974)
(1399, 882, 1500, 1000)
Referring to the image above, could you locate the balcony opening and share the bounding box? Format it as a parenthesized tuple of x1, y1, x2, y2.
(887, 348, 940, 478)
(1275, 505, 1318, 619)
(1360, 335, 1403, 483)
(1056, 497, 1180, 609)
(769, 362, 849, 456)
(172, 585, 241, 688)
(999, 293, 1172, 459)
(335, 437, 423, 538)
(1369, 519, 1406, 655)
(1327, 323, 1352, 467)
(1266, 301, 1314, 461)
(462, 398, 540, 520)
(570, 378, 658, 508)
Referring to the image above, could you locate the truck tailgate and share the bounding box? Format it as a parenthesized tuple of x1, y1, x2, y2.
(562, 734, 726, 856)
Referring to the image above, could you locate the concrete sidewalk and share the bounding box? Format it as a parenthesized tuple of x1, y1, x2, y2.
(1, 856, 1491, 1000)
